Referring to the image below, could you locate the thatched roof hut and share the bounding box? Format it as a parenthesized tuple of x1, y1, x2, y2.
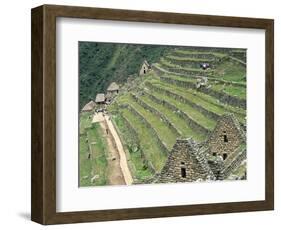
(95, 93, 105, 103)
(81, 100, 96, 112)
(107, 82, 119, 92)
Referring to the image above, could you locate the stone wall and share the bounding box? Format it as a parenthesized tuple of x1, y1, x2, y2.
(139, 63, 149, 76)
(165, 57, 216, 69)
(126, 104, 170, 156)
(199, 86, 246, 110)
(131, 93, 181, 137)
(171, 52, 222, 60)
(153, 64, 246, 87)
(221, 148, 246, 179)
(158, 74, 246, 110)
(143, 86, 211, 136)
(207, 114, 245, 162)
(120, 113, 156, 174)
(158, 77, 221, 121)
(155, 139, 215, 183)
(160, 61, 214, 77)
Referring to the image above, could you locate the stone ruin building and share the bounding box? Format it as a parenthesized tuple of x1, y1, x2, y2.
(196, 76, 209, 89)
(106, 82, 120, 103)
(153, 113, 246, 184)
(139, 60, 151, 76)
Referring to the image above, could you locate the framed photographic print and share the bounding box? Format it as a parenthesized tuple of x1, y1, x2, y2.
(31, 4, 274, 225)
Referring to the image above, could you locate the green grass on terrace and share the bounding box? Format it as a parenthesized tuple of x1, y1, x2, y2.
(112, 114, 154, 180)
(146, 77, 246, 124)
(159, 58, 214, 73)
(213, 60, 246, 82)
(212, 84, 246, 99)
(160, 73, 246, 100)
(117, 94, 177, 151)
(121, 108, 167, 172)
(173, 49, 227, 58)
(166, 55, 213, 62)
(139, 94, 206, 142)
(161, 71, 245, 86)
(79, 114, 108, 187)
(141, 82, 217, 130)
(80, 112, 92, 134)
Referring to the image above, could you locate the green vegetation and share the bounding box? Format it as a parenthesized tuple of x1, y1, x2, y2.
(149, 75, 246, 122)
(79, 44, 247, 185)
(143, 83, 216, 130)
(111, 114, 154, 179)
(79, 113, 108, 186)
(121, 108, 167, 172)
(160, 58, 213, 73)
(118, 94, 177, 150)
(213, 59, 246, 82)
(166, 55, 212, 62)
(173, 49, 227, 58)
(79, 42, 172, 109)
(212, 83, 246, 99)
(139, 94, 206, 141)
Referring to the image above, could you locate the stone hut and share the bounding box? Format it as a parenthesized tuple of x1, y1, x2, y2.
(139, 60, 151, 76)
(206, 113, 246, 180)
(207, 113, 246, 162)
(81, 100, 96, 112)
(106, 82, 119, 102)
(155, 138, 215, 183)
(152, 113, 246, 184)
(95, 93, 105, 104)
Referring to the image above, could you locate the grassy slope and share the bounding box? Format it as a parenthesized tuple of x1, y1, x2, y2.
(121, 108, 167, 172)
(79, 42, 172, 109)
(213, 60, 246, 82)
(117, 94, 177, 150)
(173, 49, 227, 58)
(146, 76, 246, 123)
(79, 113, 108, 187)
(139, 94, 206, 141)
(111, 113, 154, 179)
(85, 46, 247, 184)
(143, 78, 216, 129)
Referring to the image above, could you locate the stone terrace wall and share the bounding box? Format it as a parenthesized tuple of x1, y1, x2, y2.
(153, 64, 246, 87)
(158, 77, 221, 121)
(131, 93, 181, 137)
(199, 86, 246, 110)
(126, 104, 170, 156)
(159, 75, 246, 110)
(120, 113, 156, 174)
(159, 61, 214, 77)
(165, 57, 216, 69)
(143, 90, 210, 137)
(171, 52, 222, 60)
(220, 148, 246, 179)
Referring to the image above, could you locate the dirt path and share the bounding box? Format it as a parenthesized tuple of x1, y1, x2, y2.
(104, 115, 133, 185)
(92, 112, 133, 185)
(99, 121, 126, 185)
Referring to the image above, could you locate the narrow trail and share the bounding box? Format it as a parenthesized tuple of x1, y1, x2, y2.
(104, 114, 133, 185)
(92, 112, 133, 185)
(99, 121, 126, 185)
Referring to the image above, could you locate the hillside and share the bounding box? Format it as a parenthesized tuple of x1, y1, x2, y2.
(79, 45, 247, 186)
(79, 42, 172, 109)
(107, 47, 247, 183)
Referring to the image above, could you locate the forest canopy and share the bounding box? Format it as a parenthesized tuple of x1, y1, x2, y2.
(79, 42, 171, 109)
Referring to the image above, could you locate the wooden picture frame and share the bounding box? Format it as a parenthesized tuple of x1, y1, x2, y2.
(31, 4, 274, 225)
